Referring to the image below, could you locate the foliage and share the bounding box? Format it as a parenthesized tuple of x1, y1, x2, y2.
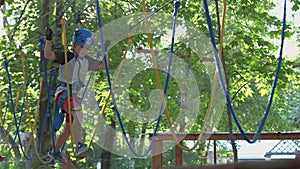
(0, 0, 299, 168)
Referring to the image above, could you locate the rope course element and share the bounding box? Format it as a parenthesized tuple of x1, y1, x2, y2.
(61, 18, 76, 155)
(37, 38, 57, 154)
(21, 50, 53, 163)
(88, 33, 135, 147)
(161, 0, 229, 152)
(203, 0, 287, 143)
(4, 61, 33, 160)
(28, 77, 53, 164)
(97, 0, 177, 49)
(95, 0, 181, 157)
(141, 0, 201, 152)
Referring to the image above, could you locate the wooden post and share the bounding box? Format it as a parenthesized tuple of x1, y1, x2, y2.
(213, 140, 217, 164)
(62, 152, 80, 169)
(152, 140, 163, 169)
(175, 141, 183, 166)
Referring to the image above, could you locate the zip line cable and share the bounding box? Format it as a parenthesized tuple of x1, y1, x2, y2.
(203, 0, 287, 143)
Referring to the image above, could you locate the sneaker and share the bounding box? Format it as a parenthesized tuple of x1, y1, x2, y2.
(48, 151, 67, 164)
(75, 142, 92, 157)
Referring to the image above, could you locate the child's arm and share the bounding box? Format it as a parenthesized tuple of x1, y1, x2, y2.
(98, 54, 108, 70)
(44, 28, 57, 61)
(95, 40, 111, 70)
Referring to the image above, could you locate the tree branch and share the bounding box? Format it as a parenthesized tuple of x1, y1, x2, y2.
(9, 0, 32, 41)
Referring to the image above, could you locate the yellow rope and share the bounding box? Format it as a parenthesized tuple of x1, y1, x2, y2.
(32, 78, 53, 164)
(88, 91, 109, 147)
(61, 18, 75, 156)
(21, 50, 32, 154)
(20, 51, 53, 163)
(188, 0, 228, 150)
(141, 0, 228, 151)
(3, 87, 21, 146)
(88, 33, 134, 147)
(20, 51, 52, 164)
(142, 0, 184, 149)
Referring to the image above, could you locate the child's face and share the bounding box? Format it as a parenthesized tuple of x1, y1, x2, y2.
(74, 43, 90, 58)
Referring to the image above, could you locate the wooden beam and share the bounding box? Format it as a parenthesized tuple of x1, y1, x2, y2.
(166, 159, 300, 169)
(137, 47, 159, 56)
(150, 132, 300, 141)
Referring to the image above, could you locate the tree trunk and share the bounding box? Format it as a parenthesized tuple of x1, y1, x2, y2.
(38, 0, 52, 155)
(214, 0, 238, 162)
(101, 117, 116, 169)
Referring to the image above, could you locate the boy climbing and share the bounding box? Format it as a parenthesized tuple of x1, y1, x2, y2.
(44, 27, 108, 164)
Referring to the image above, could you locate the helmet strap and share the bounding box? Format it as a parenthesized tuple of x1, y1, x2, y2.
(73, 43, 79, 59)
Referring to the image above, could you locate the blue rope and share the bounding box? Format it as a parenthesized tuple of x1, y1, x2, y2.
(49, 71, 57, 153)
(2, 74, 18, 159)
(4, 61, 33, 160)
(3, 63, 21, 159)
(202, 0, 286, 143)
(95, 0, 180, 157)
(38, 38, 57, 153)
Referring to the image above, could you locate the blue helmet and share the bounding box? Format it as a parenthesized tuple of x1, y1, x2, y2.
(73, 28, 94, 47)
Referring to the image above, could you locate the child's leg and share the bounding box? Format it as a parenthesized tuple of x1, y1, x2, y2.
(61, 94, 82, 145)
(55, 122, 70, 151)
(71, 110, 83, 144)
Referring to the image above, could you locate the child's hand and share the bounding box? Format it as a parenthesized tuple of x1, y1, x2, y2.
(45, 27, 53, 41)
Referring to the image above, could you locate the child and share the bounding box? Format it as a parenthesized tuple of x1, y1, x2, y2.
(45, 27, 107, 164)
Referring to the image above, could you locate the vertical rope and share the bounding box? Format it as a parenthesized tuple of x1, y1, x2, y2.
(88, 34, 133, 147)
(61, 18, 75, 154)
(203, 0, 287, 143)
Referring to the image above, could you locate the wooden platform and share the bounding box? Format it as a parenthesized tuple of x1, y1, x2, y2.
(62, 152, 80, 169)
(166, 159, 300, 169)
(149, 132, 300, 169)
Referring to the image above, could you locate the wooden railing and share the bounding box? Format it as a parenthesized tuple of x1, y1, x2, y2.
(149, 132, 300, 169)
